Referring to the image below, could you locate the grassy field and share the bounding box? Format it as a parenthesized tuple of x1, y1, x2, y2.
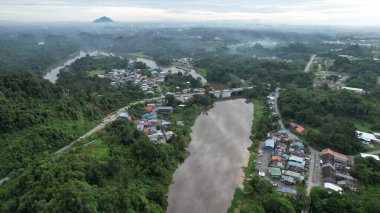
(128, 52, 153, 59)
(88, 69, 105, 77)
(324, 60, 334, 69)
(244, 99, 265, 177)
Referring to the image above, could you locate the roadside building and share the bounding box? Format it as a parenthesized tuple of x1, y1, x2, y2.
(321, 148, 349, 165)
(281, 175, 296, 185)
(156, 106, 173, 115)
(336, 172, 354, 182)
(291, 142, 304, 149)
(289, 155, 305, 165)
(264, 139, 275, 152)
(324, 182, 343, 193)
(271, 156, 282, 162)
(287, 161, 305, 172)
(284, 170, 304, 182)
(322, 163, 336, 183)
(268, 167, 282, 179)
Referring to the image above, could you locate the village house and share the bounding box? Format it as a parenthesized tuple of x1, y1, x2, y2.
(156, 106, 173, 115)
(322, 163, 336, 183)
(268, 167, 282, 179)
(264, 139, 275, 152)
(321, 148, 349, 166)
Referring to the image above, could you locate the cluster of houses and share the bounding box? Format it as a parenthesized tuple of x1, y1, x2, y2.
(106, 69, 165, 92)
(118, 104, 175, 143)
(320, 148, 358, 193)
(264, 130, 308, 194)
(107, 68, 166, 93)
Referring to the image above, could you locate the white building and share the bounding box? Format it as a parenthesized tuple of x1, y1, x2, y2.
(341, 86, 365, 95)
(360, 153, 380, 161)
(324, 182, 343, 193)
(356, 131, 380, 143)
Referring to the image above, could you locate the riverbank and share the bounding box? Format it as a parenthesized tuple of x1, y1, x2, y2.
(228, 99, 266, 212)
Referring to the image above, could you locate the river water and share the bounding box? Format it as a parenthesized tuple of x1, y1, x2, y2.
(44, 53, 206, 85)
(136, 58, 208, 85)
(167, 99, 253, 213)
(44, 51, 115, 83)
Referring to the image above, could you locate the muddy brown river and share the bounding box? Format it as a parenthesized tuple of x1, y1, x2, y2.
(167, 99, 253, 213)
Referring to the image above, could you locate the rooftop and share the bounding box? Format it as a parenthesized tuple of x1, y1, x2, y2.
(321, 148, 348, 161)
(268, 167, 282, 176)
(360, 153, 380, 161)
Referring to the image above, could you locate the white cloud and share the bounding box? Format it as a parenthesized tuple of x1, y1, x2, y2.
(0, 0, 380, 25)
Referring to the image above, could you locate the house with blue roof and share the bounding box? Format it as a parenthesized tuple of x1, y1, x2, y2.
(292, 142, 304, 149)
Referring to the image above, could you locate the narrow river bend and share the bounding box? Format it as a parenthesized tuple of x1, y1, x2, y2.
(167, 99, 253, 213)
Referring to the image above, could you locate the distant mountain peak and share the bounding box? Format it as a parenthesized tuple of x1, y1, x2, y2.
(93, 16, 114, 23)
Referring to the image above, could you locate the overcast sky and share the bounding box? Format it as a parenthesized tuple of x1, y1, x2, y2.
(1, 0, 380, 25)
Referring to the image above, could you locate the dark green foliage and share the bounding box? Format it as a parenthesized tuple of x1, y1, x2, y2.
(0, 103, 205, 212)
(276, 43, 313, 63)
(0, 34, 78, 75)
(0, 57, 146, 175)
(278, 87, 378, 154)
(194, 54, 312, 88)
(310, 186, 380, 213)
(350, 156, 380, 186)
(305, 119, 364, 155)
(330, 56, 379, 90)
(163, 72, 203, 91)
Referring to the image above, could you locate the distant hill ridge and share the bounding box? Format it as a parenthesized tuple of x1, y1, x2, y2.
(93, 16, 114, 23)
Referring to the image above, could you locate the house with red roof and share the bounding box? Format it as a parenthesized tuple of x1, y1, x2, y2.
(321, 148, 348, 165)
(296, 125, 305, 133)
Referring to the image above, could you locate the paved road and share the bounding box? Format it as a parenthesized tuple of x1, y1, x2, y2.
(273, 87, 299, 140)
(304, 54, 316, 73)
(274, 87, 321, 196)
(56, 96, 168, 153)
(306, 147, 322, 195)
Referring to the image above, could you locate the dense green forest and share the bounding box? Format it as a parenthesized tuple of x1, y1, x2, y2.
(0, 34, 78, 75)
(329, 56, 380, 90)
(278, 87, 380, 154)
(0, 55, 146, 176)
(194, 54, 312, 88)
(0, 92, 212, 212)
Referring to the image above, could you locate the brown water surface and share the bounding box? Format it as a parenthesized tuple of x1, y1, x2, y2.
(167, 99, 253, 213)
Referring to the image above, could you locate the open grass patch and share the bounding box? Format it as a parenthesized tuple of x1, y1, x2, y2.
(128, 52, 153, 59)
(88, 69, 105, 77)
